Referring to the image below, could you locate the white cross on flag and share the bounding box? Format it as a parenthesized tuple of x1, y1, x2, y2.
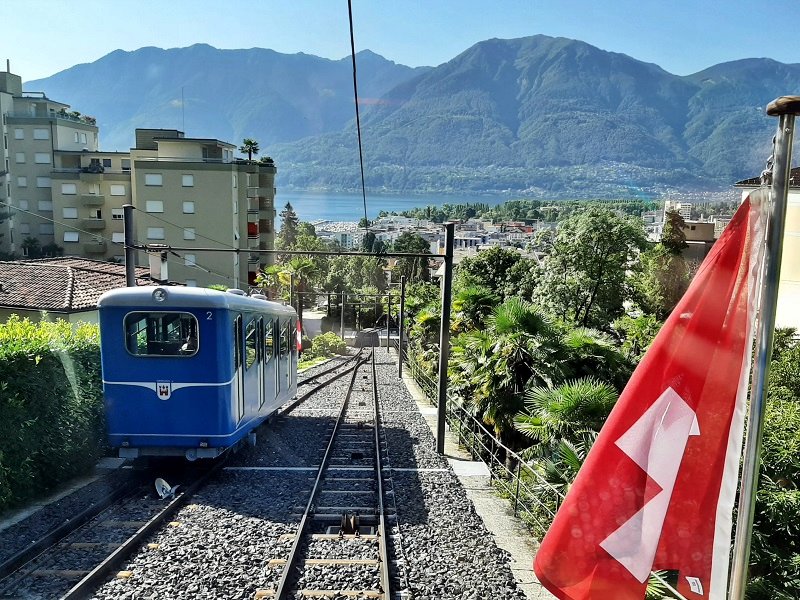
(534, 189, 768, 599)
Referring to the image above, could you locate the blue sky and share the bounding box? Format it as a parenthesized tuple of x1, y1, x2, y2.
(1, 0, 796, 81)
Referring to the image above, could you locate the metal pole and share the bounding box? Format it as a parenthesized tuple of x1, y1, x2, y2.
(399, 276, 406, 378)
(436, 223, 455, 454)
(123, 204, 136, 287)
(729, 96, 798, 600)
(386, 292, 391, 353)
(340, 290, 345, 340)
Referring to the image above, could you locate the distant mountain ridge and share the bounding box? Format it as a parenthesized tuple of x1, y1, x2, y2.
(27, 38, 800, 197)
(27, 44, 429, 152)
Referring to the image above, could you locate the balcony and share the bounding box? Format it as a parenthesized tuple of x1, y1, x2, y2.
(81, 218, 106, 230)
(80, 194, 105, 206)
(259, 197, 273, 212)
(79, 171, 102, 183)
(83, 242, 107, 254)
(247, 222, 259, 238)
(246, 186, 271, 199)
(248, 253, 261, 265)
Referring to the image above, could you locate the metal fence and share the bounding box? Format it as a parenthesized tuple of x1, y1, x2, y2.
(402, 345, 565, 537)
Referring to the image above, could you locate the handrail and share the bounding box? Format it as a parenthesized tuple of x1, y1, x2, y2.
(404, 345, 565, 534)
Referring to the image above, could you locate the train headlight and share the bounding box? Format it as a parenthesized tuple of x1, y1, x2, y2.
(152, 288, 168, 303)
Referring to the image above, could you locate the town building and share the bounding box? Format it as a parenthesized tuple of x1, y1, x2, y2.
(0, 257, 150, 324)
(1, 65, 277, 288)
(736, 167, 800, 330)
(1, 65, 99, 257)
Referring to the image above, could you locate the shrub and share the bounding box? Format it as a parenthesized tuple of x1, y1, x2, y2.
(0, 316, 105, 512)
(307, 332, 347, 359)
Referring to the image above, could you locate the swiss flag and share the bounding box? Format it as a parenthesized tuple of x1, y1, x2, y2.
(296, 319, 303, 352)
(534, 190, 767, 600)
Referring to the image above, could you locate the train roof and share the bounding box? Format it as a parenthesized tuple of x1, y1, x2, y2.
(97, 286, 297, 316)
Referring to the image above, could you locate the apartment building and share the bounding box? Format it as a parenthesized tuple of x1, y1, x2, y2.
(1, 66, 99, 256)
(1, 66, 277, 288)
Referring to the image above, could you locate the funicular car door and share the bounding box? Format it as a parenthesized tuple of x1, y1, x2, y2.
(263, 317, 277, 405)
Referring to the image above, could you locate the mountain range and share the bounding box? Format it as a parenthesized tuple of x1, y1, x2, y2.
(27, 37, 800, 198)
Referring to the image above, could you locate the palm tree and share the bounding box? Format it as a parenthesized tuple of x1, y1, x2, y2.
(239, 138, 260, 161)
(514, 377, 618, 452)
(451, 285, 500, 334)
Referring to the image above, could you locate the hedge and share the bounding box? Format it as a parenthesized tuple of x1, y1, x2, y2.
(0, 316, 105, 513)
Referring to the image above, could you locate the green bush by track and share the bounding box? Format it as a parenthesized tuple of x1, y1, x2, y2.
(0, 316, 104, 513)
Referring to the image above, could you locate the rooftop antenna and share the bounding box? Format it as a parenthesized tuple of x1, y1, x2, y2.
(181, 86, 185, 133)
(6, 59, 9, 73)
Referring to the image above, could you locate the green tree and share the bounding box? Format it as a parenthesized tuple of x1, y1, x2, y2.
(239, 138, 260, 161)
(21, 237, 42, 259)
(277, 202, 300, 249)
(661, 209, 688, 253)
(392, 232, 431, 282)
(534, 208, 647, 329)
(456, 246, 521, 298)
(633, 243, 692, 318)
(451, 285, 500, 334)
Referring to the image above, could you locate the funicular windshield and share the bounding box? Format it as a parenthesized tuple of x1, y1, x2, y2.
(124, 312, 199, 356)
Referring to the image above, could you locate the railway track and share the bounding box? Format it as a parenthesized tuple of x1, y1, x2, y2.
(257, 348, 407, 599)
(297, 349, 365, 387)
(0, 463, 223, 600)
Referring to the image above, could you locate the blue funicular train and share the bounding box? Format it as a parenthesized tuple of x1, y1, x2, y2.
(98, 286, 298, 460)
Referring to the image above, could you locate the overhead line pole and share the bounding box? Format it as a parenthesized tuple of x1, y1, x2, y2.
(436, 223, 455, 455)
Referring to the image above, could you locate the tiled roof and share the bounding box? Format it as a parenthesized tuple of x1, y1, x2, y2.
(0, 258, 150, 312)
(735, 166, 800, 187)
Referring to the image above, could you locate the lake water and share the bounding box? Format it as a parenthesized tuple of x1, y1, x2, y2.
(275, 191, 510, 224)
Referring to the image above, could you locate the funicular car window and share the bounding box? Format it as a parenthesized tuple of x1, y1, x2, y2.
(264, 318, 274, 361)
(124, 312, 198, 356)
(280, 321, 289, 357)
(245, 318, 257, 369)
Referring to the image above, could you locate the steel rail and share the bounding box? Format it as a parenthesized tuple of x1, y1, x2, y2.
(0, 479, 141, 581)
(370, 350, 392, 599)
(61, 458, 227, 600)
(297, 348, 364, 387)
(282, 350, 365, 415)
(273, 351, 371, 600)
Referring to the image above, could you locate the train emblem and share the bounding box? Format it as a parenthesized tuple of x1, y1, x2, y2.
(157, 381, 172, 400)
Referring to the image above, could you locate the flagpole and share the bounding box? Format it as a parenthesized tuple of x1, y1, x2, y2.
(728, 96, 800, 600)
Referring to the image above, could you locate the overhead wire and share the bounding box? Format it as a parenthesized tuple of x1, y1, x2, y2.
(347, 0, 370, 238)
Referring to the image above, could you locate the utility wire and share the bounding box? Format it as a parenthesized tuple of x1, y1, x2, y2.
(347, 0, 369, 236)
(133, 206, 238, 250)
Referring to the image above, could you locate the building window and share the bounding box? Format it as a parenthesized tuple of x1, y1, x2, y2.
(36, 177, 52, 188)
(19, 223, 30, 234)
(34, 153, 51, 164)
(80, 132, 87, 144)
(15, 152, 25, 163)
(121, 159, 131, 171)
(232, 175, 237, 188)
(63, 207, 78, 219)
(144, 173, 162, 186)
(90, 208, 102, 219)
(33, 128, 49, 140)
(183, 228, 195, 240)
(111, 208, 124, 220)
(182, 201, 195, 214)
(61, 183, 77, 195)
(39, 223, 54, 235)
(147, 227, 165, 240)
(182, 174, 194, 187)
(112, 232, 125, 243)
(102, 158, 112, 168)
(17, 176, 27, 187)
(110, 184, 126, 196)
(74, 132, 79, 143)
(184, 254, 196, 267)
(38, 200, 53, 211)
(64, 231, 79, 242)
(146, 200, 164, 213)
(18, 200, 28, 210)
(14, 128, 24, 140)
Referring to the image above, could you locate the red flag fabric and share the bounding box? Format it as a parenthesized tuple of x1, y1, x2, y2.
(534, 190, 767, 600)
(296, 319, 303, 352)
